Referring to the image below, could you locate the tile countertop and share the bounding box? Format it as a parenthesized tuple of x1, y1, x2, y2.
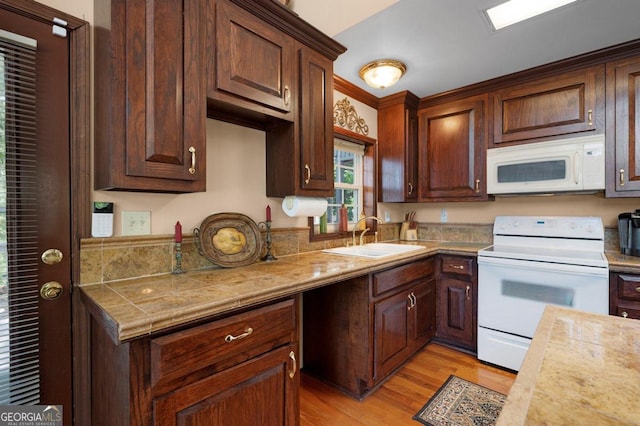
(80, 241, 485, 344)
(497, 305, 640, 425)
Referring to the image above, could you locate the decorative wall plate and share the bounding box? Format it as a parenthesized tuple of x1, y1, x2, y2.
(194, 213, 262, 267)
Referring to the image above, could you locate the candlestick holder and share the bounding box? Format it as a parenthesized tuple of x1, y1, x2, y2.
(259, 220, 277, 262)
(173, 242, 184, 274)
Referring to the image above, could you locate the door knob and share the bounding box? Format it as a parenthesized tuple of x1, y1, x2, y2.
(40, 281, 63, 301)
(41, 248, 63, 265)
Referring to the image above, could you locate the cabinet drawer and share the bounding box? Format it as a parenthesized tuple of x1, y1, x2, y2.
(440, 256, 474, 277)
(150, 299, 296, 390)
(618, 275, 640, 301)
(373, 258, 434, 297)
(616, 303, 640, 320)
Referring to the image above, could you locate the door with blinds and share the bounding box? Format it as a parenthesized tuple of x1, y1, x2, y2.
(0, 7, 72, 421)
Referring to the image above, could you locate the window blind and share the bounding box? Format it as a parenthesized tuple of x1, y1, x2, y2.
(0, 30, 40, 405)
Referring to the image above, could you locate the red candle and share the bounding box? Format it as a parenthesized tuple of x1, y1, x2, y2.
(175, 221, 182, 243)
(266, 205, 271, 222)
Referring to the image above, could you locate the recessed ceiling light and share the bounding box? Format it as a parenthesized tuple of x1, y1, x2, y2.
(485, 0, 579, 31)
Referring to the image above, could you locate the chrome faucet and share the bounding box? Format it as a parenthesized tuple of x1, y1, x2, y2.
(352, 216, 383, 246)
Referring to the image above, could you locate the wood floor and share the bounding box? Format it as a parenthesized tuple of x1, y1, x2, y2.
(300, 342, 516, 426)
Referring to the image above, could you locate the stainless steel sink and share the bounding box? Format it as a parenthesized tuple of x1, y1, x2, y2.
(322, 243, 426, 258)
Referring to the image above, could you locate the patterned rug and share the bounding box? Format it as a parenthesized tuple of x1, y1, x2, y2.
(413, 375, 506, 426)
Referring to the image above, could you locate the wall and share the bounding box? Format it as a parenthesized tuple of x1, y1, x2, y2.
(40, 0, 640, 238)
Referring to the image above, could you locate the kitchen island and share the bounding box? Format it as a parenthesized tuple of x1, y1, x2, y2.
(497, 305, 640, 425)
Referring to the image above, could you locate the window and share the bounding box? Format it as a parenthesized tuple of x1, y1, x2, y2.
(308, 132, 375, 241)
(325, 140, 364, 231)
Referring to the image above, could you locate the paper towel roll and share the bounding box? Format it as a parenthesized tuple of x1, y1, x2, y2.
(281, 196, 328, 217)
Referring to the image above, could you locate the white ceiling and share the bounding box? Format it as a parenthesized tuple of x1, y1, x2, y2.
(291, 0, 640, 98)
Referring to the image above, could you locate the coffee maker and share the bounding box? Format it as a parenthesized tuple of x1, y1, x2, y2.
(619, 210, 640, 256)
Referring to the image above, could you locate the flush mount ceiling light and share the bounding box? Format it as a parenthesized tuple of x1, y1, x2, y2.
(485, 0, 579, 31)
(359, 59, 406, 89)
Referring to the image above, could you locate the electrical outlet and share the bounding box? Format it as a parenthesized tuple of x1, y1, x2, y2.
(122, 211, 151, 236)
(440, 208, 448, 223)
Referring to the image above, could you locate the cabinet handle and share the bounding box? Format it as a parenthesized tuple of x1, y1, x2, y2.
(224, 327, 253, 343)
(450, 264, 464, 270)
(465, 285, 470, 300)
(188, 146, 196, 175)
(620, 168, 625, 186)
(475, 179, 480, 193)
(304, 164, 311, 184)
(408, 182, 413, 195)
(284, 85, 291, 108)
(407, 293, 416, 310)
(622, 311, 628, 318)
(289, 351, 297, 378)
(587, 109, 593, 126)
(636, 286, 640, 293)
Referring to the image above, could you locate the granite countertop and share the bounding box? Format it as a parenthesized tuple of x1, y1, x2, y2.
(80, 241, 485, 343)
(497, 305, 640, 425)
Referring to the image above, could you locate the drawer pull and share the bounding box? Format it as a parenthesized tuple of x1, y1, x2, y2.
(289, 351, 297, 378)
(450, 264, 465, 270)
(635, 286, 640, 293)
(224, 327, 253, 343)
(622, 311, 628, 318)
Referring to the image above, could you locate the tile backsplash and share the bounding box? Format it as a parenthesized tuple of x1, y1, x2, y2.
(79, 222, 620, 285)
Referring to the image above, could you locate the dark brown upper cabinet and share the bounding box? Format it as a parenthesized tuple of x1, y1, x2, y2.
(207, 0, 345, 198)
(377, 91, 419, 202)
(606, 56, 640, 196)
(94, 0, 344, 194)
(265, 43, 338, 198)
(94, 0, 207, 192)
(209, 0, 295, 120)
(418, 94, 488, 201)
(492, 65, 605, 146)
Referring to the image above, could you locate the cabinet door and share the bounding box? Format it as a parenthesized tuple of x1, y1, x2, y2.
(436, 276, 475, 350)
(377, 92, 420, 202)
(606, 58, 640, 196)
(378, 91, 419, 202)
(298, 45, 334, 193)
(373, 291, 411, 381)
(493, 65, 604, 145)
(418, 94, 487, 201)
(94, 0, 206, 192)
(153, 345, 299, 426)
(213, 0, 294, 115)
(409, 278, 436, 351)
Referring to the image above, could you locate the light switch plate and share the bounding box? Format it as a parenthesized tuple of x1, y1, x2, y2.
(122, 211, 151, 236)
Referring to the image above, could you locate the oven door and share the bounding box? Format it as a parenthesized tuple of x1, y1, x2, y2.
(477, 255, 608, 339)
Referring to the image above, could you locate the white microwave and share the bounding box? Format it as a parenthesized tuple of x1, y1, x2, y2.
(486, 134, 605, 195)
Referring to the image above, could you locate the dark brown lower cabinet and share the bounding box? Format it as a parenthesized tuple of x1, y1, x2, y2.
(303, 258, 436, 399)
(89, 298, 299, 425)
(435, 255, 478, 352)
(609, 272, 640, 319)
(153, 344, 298, 425)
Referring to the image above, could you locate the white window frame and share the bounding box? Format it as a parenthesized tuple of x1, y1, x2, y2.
(316, 139, 365, 233)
